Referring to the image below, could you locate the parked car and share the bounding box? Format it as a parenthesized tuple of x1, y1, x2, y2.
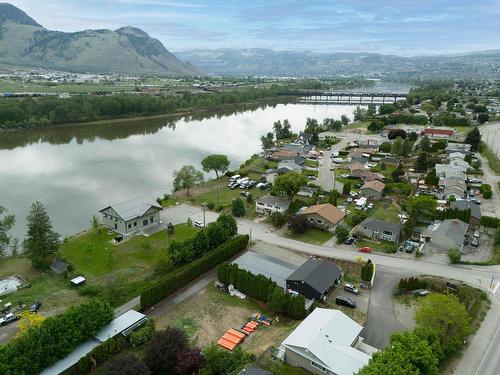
(471, 198, 481, 205)
(344, 283, 360, 295)
(29, 301, 42, 313)
(344, 237, 356, 245)
(0, 313, 19, 326)
(335, 296, 356, 309)
(193, 220, 204, 228)
(358, 246, 372, 253)
(307, 175, 317, 180)
(471, 237, 479, 247)
(473, 230, 480, 238)
(333, 151, 340, 157)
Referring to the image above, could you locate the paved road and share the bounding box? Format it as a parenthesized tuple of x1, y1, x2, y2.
(364, 268, 411, 349)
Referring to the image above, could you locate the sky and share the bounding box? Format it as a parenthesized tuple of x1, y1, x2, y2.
(6, 0, 500, 56)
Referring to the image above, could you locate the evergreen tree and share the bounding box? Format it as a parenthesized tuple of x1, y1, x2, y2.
(420, 135, 432, 152)
(23, 201, 60, 269)
(0, 206, 15, 260)
(402, 138, 410, 157)
(231, 198, 246, 217)
(391, 137, 404, 156)
(464, 127, 481, 151)
(415, 153, 428, 172)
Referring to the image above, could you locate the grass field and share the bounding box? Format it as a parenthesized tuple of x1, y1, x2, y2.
(371, 201, 401, 223)
(155, 283, 299, 355)
(61, 224, 197, 279)
(284, 227, 334, 245)
(356, 238, 398, 253)
(479, 142, 500, 175)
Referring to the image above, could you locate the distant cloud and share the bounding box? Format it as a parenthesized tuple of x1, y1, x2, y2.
(5, 0, 500, 55)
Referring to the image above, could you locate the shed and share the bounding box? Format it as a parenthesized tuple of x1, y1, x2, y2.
(286, 259, 342, 301)
(50, 260, 69, 275)
(70, 276, 86, 287)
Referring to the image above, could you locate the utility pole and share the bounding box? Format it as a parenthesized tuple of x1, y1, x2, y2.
(202, 204, 206, 227)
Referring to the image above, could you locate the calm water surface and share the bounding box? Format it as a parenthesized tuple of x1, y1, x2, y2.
(1, 102, 371, 240)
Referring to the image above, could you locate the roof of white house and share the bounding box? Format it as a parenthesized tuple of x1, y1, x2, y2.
(100, 196, 162, 221)
(95, 309, 146, 342)
(282, 308, 371, 375)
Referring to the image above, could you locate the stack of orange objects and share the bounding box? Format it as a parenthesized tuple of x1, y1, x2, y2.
(217, 329, 245, 351)
(241, 320, 259, 333)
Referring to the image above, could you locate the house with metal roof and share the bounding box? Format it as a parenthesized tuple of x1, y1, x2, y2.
(357, 217, 401, 243)
(99, 196, 162, 235)
(256, 195, 290, 215)
(281, 308, 372, 375)
(286, 259, 342, 301)
(298, 203, 346, 231)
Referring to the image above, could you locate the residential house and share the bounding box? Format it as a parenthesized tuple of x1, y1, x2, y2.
(448, 152, 466, 161)
(298, 132, 312, 145)
(359, 171, 385, 183)
(350, 162, 367, 177)
(286, 259, 342, 301)
(450, 200, 481, 227)
(271, 149, 300, 162)
(443, 178, 467, 200)
(360, 180, 385, 199)
(255, 195, 290, 215)
(99, 197, 163, 235)
(350, 155, 370, 165)
(425, 219, 469, 252)
(265, 166, 297, 184)
(381, 156, 401, 167)
(446, 143, 471, 154)
(282, 142, 315, 155)
(298, 203, 346, 231)
(278, 161, 303, 172)
(448, 158, 472, 170)
(297, 186, 318, 198)
(358, 217, 401, 243)
(281, 308, 372, 375)
(421, 128, 454, 138)
(435, 164, 467, 178)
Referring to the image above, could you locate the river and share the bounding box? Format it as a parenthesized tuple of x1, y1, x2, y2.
(0, 82, 413, 241)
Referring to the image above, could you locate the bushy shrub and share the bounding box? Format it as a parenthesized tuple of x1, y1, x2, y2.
(130, 319, 155, 347)
(141, 235, 249, 309)
(231, 198, 246, 217)
(206, 201, 215, 210)
(105, 352, 150, 375)
(288, 215, 309, 234)
(0, 299, 114, 375)
(480, 215, 500, 228)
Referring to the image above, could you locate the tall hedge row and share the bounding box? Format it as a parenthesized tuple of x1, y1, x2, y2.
(141, 235, 249, 309)
(0, 299, 114, 375)
(217, 263, 306, 320)
(62, 335, 128, 375)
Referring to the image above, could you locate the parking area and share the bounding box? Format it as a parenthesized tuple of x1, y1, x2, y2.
(461, 228, 494, 262)
(160, 203, 219, 226)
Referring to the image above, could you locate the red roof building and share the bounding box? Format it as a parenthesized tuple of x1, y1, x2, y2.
(421, 128, 454, 138)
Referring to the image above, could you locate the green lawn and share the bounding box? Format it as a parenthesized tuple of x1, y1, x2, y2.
(0, 257, 84, 312)
(302, 169, 319, 177)
(371, 202, 401, 223)
(479, 142, 500, 175)
(305, 159, 319, 168)
(356, 238, 398, 253)
(284, 228, 334, 245)
(61, 224, 197, 279)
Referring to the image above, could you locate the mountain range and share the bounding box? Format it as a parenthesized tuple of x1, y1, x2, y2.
(176, 48, 500, 79)
(0, 3, 197, 76)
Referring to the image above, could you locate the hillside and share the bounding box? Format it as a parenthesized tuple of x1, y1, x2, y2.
(176, 48, 500, 79)
(0, 3, 197, 76)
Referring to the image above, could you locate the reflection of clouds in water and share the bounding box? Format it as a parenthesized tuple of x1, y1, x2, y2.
(1, 104, 360, 239)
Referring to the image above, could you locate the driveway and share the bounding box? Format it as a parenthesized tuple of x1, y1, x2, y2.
(363, 267, 413, 349)
(160, 203, 219, 226)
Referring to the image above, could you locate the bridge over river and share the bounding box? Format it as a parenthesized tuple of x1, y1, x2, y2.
(293, 91, 407, 105)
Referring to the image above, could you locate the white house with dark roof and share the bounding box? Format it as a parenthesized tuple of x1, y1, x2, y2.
(255, 195, 290, 214)
(99, 197, 163, 235)
(281, 308, 373, 375)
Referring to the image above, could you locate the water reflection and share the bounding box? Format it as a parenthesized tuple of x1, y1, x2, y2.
(1, 102, 362, 239)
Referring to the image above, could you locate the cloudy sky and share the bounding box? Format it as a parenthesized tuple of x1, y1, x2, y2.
(7, 0, 500, 55)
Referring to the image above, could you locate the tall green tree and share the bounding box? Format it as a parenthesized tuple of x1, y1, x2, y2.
(260, 132, 274, 153)
(464, 127, 481, 151)
(201, 154, 230, 179)
(415, 152, 428, 172)
(401, 138, 410, 157)
(415, 293, 471, 357)
(358, 331, 439, 375)
(0, 206, 15, 260)
(420, 135, 431, 152)
(23, 201, 60, 269)
(341, 114, 350, 126)
(231, 198, 246, 217)
(391, 136, 404, 156)
(173, 165, 204, 196)
(273, 172, 308, 201)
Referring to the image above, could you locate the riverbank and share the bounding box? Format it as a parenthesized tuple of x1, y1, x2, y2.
(0, 96, 294, 132)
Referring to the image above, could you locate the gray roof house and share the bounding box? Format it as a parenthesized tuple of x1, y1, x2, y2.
(281, 308, 372, 375)
(286, 259, 342, 301)
(50, 260, 69, 275)
(358, 217, 401, 243)
(255, 195, 290, 215)
(451, 200, 481, 226)
(443, 178, 467, 200)
(297, 186, 318, 198)
(427, 219, 469, 252)
(99, 197, 163, 235)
